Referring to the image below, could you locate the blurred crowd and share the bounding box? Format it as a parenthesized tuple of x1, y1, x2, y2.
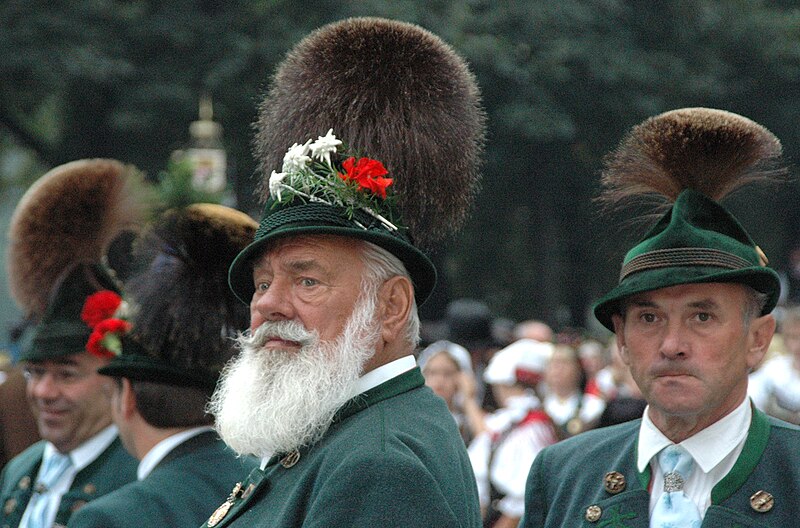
(415, 298, 800, 526)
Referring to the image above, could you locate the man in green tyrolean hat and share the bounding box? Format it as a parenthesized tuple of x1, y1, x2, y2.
(66, 203, 259, 528)
(522, 108, 800, 527)
(203, 17, 486, 528)
(0, 160, 144, 528)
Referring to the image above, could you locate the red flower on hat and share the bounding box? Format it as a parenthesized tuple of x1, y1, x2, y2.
(81, 291, 123, 329)
(339, 157, 393, 199)
(86, 318, 131, 359)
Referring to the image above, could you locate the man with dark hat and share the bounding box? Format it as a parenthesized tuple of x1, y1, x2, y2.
(66, 203, 259, 528)
(202, 17, 485, 528)
(521, 108, 800, 527)
(0, 160, 143, 528)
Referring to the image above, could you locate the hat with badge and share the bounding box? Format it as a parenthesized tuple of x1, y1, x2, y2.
(93, 204, 257, 389)
(593, 108, 786, 331)
(7, 159, 148, 361)
(227, 17, 486, 306)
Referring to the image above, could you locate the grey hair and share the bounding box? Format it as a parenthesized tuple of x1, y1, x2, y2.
(358, 241, 421, 348)
(743, 286, 769, 326)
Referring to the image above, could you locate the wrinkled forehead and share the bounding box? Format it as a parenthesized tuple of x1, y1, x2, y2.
(253, 235, 365, 269)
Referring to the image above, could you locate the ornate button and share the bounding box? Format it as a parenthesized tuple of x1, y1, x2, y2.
(4, 498, 16, 515)
(603, 471, 626, 494)
(280, 449, 301, 468)
(750, 490, 774, 513)
(585, 505, 602, 522)
(18, 476, 30, 490)
(83, 483, 97, 495)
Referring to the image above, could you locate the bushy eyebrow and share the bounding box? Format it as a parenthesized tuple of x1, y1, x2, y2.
(625, 298, 720, 311)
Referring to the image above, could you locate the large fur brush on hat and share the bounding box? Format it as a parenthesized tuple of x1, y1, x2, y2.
(124, 204, 257, 369)
(7, 159, 147, 319)
(254, 17, 486, 247)
(598, 108, 787, 209)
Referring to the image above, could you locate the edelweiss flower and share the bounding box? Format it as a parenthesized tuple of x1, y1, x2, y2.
(282, 140, 312, 173)
(269, 171, 289, 200)
(309, 129, 342, 166)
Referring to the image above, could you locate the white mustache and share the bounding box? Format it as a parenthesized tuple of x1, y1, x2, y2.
(244, 320, 318, 349)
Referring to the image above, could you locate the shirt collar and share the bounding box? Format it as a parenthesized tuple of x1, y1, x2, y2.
(137, 426, 215, 480)
(637, 396, 751, 473)
(350, 355, 416, 398)
(44, 424, 118, 472)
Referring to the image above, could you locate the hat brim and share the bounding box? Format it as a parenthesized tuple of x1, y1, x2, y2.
(98, 348, 217, 390)
(228, 206, 436, 307)
(593, 265, 780, 332)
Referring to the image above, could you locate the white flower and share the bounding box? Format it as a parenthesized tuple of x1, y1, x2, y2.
(309, 129, 342, 166)
(282, 140, 312, 173)
(268, 171, 288, 200)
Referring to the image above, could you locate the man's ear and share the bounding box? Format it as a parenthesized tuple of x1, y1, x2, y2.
(377, 276, 414, 343)
(611, 314, 630, 366)
(119, 378, 138, 420)
(746, 314, 776, 371)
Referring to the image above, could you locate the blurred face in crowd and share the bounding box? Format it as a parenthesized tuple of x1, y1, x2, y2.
(423, 352, 460, 406)
(24, 352, 113, 453)
(544, 346, 582, 398)
(781, 318, 800, 368)
(613, 283, 774, 440)
(210, 235, 384, 457)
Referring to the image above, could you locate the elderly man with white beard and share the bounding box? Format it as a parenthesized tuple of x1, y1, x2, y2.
(200, 17, 486, 528)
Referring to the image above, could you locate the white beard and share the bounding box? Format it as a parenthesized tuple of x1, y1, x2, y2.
(209, 292, 380, 457)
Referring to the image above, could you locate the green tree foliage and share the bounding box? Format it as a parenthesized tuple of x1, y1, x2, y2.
(2, 0, 800, 332)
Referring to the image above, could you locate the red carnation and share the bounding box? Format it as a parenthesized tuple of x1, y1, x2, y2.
(81, 291, 123, 329)
(86, 318, 130, 359)
(339, 157, 393, 199)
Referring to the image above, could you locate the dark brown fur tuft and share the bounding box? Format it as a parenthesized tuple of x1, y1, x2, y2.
(7, 159, 147, 318)
(598, 108, 786, 209)
(254, 17, 486, 246)
(125, 204, 257, 370)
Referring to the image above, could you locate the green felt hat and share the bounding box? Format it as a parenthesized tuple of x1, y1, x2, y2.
(228, 198, 436, 306)
(592, 107, 786, 332)
(230, 18, 485, 306)
(99, 204, 256, 390)
(593, 190, 780, 330)
(21, 264, 120, 362)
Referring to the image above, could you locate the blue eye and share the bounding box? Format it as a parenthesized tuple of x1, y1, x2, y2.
(300, 278, 318, 287)
(256, 282, 270, 292)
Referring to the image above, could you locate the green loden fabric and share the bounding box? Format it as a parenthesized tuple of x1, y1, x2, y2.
(66, 431, 258, 528)
(199, 368, 481, 528)
(520, 407, 800, 527)
(0, 437, 137, 527)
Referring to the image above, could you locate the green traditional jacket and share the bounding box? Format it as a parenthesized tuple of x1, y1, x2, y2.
(66, 431, 258, 528)
(0, 437, 137, 528)
(521, 407, 800, 528)
(200, 367, 481, 528)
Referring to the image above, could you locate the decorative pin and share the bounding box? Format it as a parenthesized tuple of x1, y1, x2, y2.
(750, 490, 774, 513)
(83, 483, 97, 495)
(241, 483, 256, 500)
(281, 449, 301, 468)
(603, 471, 626, 494)
(4, 498, 17, 515)
(18, 476, 30, 490)
(663, 471, 685, 492)
(585, 505, 602, 522)
(756, 246, 769, 267)
(207, 482, 243, 527)
(207, 501, 232, 527)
